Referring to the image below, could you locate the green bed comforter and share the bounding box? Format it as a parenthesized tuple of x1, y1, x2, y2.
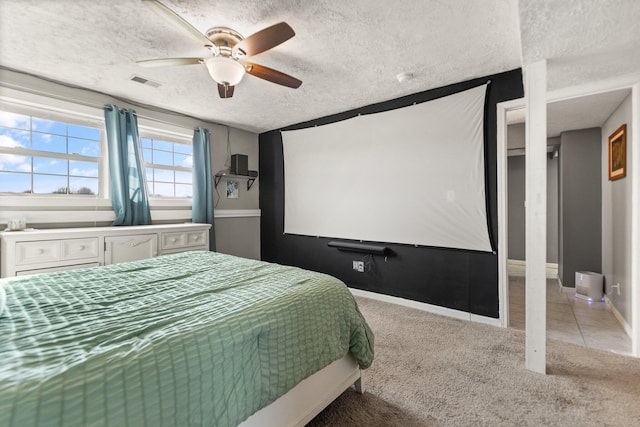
(0, 251, 374, 427)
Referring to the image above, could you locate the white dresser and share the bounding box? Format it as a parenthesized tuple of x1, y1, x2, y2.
(0, 223, 211, 277)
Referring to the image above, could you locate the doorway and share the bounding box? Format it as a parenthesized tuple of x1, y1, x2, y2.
(497, 88, 636, 357)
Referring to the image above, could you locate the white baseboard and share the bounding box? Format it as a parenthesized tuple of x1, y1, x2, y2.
(349, 288, 502, 328)
(604, 296, 632, 338)
(507, 259, 558, 279)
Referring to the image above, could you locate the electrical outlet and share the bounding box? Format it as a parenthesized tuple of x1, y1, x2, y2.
(353, 260, 365, 272)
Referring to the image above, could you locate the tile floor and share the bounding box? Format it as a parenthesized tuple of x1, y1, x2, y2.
(509, 275, 632, 356)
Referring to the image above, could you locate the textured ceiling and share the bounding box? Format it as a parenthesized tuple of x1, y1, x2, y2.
(0, 1, 638, 133)
(519, 0, 640, 91)
(0, 0, 521, 132)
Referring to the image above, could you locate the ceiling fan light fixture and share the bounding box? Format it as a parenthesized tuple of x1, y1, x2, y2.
(205, 57, 245, 86)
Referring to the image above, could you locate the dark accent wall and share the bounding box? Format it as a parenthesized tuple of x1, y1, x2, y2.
(558, 127, 602, 287)
(259, 69, 523, 318)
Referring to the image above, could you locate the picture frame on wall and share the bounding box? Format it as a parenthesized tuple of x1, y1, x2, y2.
(226, 179, 239, 198)
(608, 124, 627, 181)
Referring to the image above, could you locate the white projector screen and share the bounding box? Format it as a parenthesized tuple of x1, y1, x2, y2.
(282, 84, 491, 252)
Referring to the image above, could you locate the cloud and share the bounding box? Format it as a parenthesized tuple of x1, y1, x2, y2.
(181, 155, 193, 168)
(0, 111, 29, 129)
(0, 134, 25, 148)
(70, 167, 98, 177)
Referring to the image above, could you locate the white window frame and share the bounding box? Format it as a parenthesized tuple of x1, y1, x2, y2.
(137, 121, 193, 208)
(0, 94, 110, 210)
(0, 89, 196, 212)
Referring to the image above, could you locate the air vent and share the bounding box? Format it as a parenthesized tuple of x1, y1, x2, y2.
(130, 75, 161, 88)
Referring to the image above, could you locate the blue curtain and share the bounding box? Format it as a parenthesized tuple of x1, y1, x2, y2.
(192, 127, 216, 251)
(103, 105, 152, 226)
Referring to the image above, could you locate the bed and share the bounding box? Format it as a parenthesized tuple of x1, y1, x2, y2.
(0, 251, 374, 427)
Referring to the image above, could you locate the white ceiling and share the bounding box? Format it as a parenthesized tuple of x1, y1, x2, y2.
(0, 0, 639, 134)
(507, 88, 631, 138)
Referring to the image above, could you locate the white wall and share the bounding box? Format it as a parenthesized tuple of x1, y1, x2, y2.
(602, 93, 632, 325)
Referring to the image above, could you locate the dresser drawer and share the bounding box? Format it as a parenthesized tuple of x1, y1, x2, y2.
(161, 230, 208, 251)
(61, 238, 99, 261)
(15, 240, 60, 266)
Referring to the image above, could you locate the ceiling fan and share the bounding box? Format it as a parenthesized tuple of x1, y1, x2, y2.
(137, 0, 302, 98)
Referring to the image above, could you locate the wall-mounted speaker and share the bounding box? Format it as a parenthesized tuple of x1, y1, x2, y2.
(231, 154, 248, 176)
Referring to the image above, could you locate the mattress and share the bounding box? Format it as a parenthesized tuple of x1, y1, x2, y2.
(0, 251, 374, 427)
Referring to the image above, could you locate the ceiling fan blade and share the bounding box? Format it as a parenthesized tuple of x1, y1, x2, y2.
(142, 0, 218, 52)
(233, 22, 295, 57)
(137, 57, 204, 67)
(245, 63, 302, 88)
(218, 84, 234, 98)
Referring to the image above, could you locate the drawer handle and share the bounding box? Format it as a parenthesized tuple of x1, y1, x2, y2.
(193, 236, 200, 240)
(37, 249, 45, 254)
(79, 245, 85, 250)
(171, 238, 178, 243)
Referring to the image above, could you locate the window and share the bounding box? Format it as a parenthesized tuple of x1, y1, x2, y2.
(0, 109, 101, 195)
(141, 136, 193, 198)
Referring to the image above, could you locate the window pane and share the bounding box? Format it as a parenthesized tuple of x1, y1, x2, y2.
(68, 138, 100, 157)
(68, 124, 100, 140)
(152, 150, 173, 166)
(175, 183, 192, 198)
(153, 182, 174, 197)
(146, 168, 153, 182)
(142, 148, 152, 163)
(70, 177, 98, 195)
(32, 118, 66, 136)
(0, 109, 103, 198)
(140, 138, 152, 148)
(34, 174, 67, 194)
(32, 132, 66, 153)
(174, 143, 192, 155)
(0, 153, 31, 172)
(175, 153, 192, 168)
(175, 170, 192, 184)
(0, 171, 31, 193)
(69, 160, 99, 178)
(34, 157, 67, 175)
(153, 168, 174, 182)
(0, 111, 30, 130)
(0, 128, 30, 148)
(152, 140, 173, 152)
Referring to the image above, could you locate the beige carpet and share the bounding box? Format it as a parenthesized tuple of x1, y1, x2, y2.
(308, 296, 640, 426)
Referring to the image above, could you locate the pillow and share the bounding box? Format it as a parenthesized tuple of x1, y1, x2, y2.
(0, 285, 6, 317)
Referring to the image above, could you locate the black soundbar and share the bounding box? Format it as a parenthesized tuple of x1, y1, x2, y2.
(328, 241, 390, 255)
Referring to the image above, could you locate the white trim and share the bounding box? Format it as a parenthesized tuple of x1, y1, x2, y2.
(0, 209, 114, 224)
(605, 296, 633, 338)
(0, 207, 262, 224)
(507, 259, 558, 279)
(497, 99, 514, 328)
(214, 209, 261, 218)
(0, 195, 111, 208)
(149, 210, 192, 221)
(546, 71, 640, 104)
(349, 288, 501, 327)
(0, 86, 104, 122)
(632, 83, 640, 357)
(497, 98, 526, 330)
(524, 60, 547, 374)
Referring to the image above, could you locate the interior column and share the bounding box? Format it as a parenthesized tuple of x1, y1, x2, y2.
(525, 59, 547, 374)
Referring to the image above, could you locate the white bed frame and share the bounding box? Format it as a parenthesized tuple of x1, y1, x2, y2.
(239, 353, 364, 427)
